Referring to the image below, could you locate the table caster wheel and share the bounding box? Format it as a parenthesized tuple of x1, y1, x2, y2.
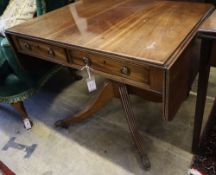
(55, 120, 69, 129)
(142, 154, 151, 170)
(23, 118, 33, 130)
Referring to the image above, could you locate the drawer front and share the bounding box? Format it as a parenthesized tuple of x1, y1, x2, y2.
(68, 49, 163, 92)
(16, 38, 67, 62)
(11, 36, 163, 93)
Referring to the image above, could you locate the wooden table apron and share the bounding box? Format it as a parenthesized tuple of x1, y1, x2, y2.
(5, 0, 214, 170)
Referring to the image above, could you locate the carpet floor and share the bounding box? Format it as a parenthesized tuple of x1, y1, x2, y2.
(191, 98, 216, 175)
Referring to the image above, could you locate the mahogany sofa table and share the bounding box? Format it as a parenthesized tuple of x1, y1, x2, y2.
(5, 0, 214, 170)
(193, 10, 216, 153)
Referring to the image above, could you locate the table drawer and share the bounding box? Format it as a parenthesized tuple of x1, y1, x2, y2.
(16, 38, 67, 62)
(68, 49, 163, 92)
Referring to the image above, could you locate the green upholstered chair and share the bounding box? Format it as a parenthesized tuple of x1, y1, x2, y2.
(0, 0, 9, 15)
(36, 0, 75, 16)
(0, 0, 76, 129)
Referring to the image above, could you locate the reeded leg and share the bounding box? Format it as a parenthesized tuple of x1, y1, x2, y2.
(192, 39, 212, 153)
(55, 80, 151, 169)
(11, 101, 32, 130)
(55, 81, 115, 128)
(118, 83, 151, 170)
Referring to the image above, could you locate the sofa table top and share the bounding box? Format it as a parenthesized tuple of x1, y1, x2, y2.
(6, 0, 214, 67)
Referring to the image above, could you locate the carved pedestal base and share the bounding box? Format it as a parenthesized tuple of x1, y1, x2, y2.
(55, 80, 151, 170)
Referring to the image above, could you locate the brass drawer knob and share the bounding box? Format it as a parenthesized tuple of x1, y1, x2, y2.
(121, 66, 130, 76)
(24, 43, 31, 50)
(48, 48, 55, 57)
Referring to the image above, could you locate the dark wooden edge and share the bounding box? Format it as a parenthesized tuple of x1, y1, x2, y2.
(165, 5, 215, 68)
(198, 31, 216, 40)
(6, 33, 165, 94)
(5, 30, 166, 68)
(163, 38, 200, 121)
(4, 34, 29, 73)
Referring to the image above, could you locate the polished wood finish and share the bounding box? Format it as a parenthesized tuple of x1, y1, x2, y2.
(118, 83, 150, 170)
(165, 40, 198, 120)
(56, 80, 151, 170)
(6, 0, 214, 169)
(67, 49, 164, 92)
(6, 0, 214, 121)
(192, 10, 216, 153)
(11, 101, 32, 129)
(11, 102, 28, 121)
(17, 38, 67, 63)
(8, 0, 212, 65)
(192, 39, 212, 153)
(199, 10, 216, 66)
(55, 81, 115, 127)
(199, 10, 216, 37)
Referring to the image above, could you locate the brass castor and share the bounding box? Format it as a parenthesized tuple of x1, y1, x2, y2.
(23, 118, 33, 130)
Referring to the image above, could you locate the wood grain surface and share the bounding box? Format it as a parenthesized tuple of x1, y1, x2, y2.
(198, 10, 216, 66)
(199, 10, 216, 34)
(5, 0, 214, 121)
(7, 0, 213, 66)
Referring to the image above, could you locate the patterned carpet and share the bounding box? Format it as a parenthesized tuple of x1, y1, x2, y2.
(191, 99, 216, 175)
